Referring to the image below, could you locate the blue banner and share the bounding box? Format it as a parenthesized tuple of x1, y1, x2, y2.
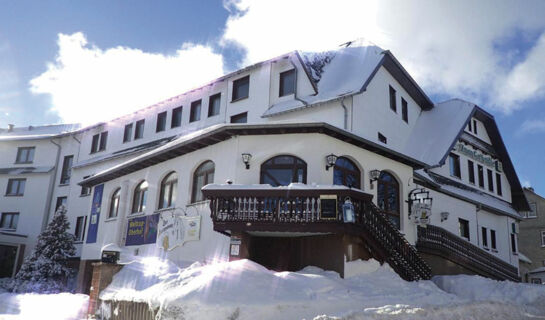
(86, 184, 104, 243)
(125, 213, 159, 246)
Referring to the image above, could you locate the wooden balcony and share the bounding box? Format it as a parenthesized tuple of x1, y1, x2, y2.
(417, 224, 519, 282)
(202, 184, 431, 281)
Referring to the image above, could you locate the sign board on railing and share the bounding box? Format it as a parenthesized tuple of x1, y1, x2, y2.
(157, 212, 201, 251)
(319, 195, 337, 220)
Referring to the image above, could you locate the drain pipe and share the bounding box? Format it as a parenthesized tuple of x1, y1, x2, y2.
(341, 97, 349, 130)
(43, 139, 61, 230)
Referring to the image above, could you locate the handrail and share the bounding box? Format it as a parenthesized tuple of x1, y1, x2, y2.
(203, 186, 431, 281)
(417, 224, 519, 282)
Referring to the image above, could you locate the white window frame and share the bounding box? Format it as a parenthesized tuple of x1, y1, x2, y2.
(541, 230, 545, 247)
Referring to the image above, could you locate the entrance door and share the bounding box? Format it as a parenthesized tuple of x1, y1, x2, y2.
(0, 245, 18, 277)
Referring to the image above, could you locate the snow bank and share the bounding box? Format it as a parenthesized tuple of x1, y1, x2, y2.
(0, 292, 88, 320)
(98, 257, 545, 319)
(433, 274, 545, 315)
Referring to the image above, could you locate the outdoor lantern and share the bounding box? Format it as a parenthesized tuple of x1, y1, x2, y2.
(408, 188, 433, 225)
(440, 211, 450, 222)
(325, 154, 338, 170)
(241, 153, 252, 169)
(369, 169, 381, 188)
(343, 197, 355, 223)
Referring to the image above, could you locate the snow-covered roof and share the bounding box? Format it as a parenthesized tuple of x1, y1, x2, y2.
(263, 45, 433, 118)
(0, 166, 54, 175)
(529, 267, 545, 274)
(415, 170, 520, 219)
(519, 253, 532, 264)
(405, 99, 474, 165)
(0, 123, 81, 141)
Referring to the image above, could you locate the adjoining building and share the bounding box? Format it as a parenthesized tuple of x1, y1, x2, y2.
(518, 187, 545, 284)
(0, 44, 528, 296)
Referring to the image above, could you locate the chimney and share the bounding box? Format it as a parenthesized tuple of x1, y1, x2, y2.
(8, 124, 14, 132)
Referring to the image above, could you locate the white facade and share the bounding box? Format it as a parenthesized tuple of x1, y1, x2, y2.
(0, 44, 526, 282)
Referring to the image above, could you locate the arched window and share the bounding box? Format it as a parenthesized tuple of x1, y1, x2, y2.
(159, 172, 177, 209)
(377, 172, 400, 229)
(333, 157, 361, 189)
(132, 180, 148, 213)
(192, 161, 215, 203)
(260, 155, 307, 187)
(108, 188, 121, 218)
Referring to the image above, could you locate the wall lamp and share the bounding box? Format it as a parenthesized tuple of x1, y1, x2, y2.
(369, 169, 381, 189)
(325, 154, 338, 171)
(241, 153, 252, 169)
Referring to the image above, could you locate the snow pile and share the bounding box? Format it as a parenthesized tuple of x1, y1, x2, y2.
(433, 274, 545, 315)
(0, 291, 88, 320)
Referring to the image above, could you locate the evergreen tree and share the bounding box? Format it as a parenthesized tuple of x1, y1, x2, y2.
(10, 205, 76, 293)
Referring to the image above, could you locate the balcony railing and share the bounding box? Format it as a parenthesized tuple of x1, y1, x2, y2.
(203, 184, 431, 281)
(417, 224, 519, 282)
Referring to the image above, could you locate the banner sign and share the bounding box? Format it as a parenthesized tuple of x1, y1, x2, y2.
(86, 184, 104, 243)
(125, 213, 159, 246)
(157, 212, 201, 251)
(456, 143, 501, 171)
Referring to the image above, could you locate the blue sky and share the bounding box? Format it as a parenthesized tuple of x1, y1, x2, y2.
(0, 0, 544, 195)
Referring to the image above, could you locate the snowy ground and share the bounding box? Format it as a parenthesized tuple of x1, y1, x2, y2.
(97, 257, 545, 320)
(0, 289, 88, 320)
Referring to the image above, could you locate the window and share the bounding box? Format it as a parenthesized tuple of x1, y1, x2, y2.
(389, 86, 397, 112)
(60, 155, 73, 184)
(99, 132, 108, 151)
(16, 147, 35, 163)
(109, 188, 121, 218)
(468, 120, 472, 132)
(491, 229, 497, 250)
(192, 161, 215, 203)
(74, 216, 86, 242)
(171, 106, 183, 128)
(91, 134, 100, 153)
(208, 93, 221, 117)
(449, 153, 461, 178)
(401, 98, 408, 123)
(123, 123, 133, 143)
(190, 100, 201, 123)
(156, 111, 167, 132)
(134, 119, 145, 140)
(232, 75, 249, 101)
(333, 157, 361, 189)
(159, 172, 177, 209)
(482, 227, 488, 248)
(377, 172, 400, 229)
(459, 218, 470, 240)
(91, 132, 107, 153)
(496, 173, 502, 196)
(487, 169, 494, 192)
(528, 202, 538, 218)
(473, 119, 478, 134)
(132, 181, 148, 213)
(230, 112, 248, 124)
(477, 165, 484, 188)
(531, 278, 542, 284)
(279, 69, 295, 97)
(81, 186, 91, 196)
(468, 160, 475, 184)
(260, 156, 306, 187)
(378, 132, 387, 144)
(6, 179, 25, 196)
(55, 196, 67, 212)
(541, 230, 545, 247)
(511, 233, 517, 253)
(0, 212, 18, 230)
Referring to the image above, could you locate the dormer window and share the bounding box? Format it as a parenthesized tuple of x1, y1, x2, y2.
(91, 131, 108, 153)
(156, 111, 167, 132)
(208, 93, 221, 117)
(190, 100, 202, 123)
(232, 75, 249, 101)
(134, 119, 145, 140)
(279, 69, 295, 97)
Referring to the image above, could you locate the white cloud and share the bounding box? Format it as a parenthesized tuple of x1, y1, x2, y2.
(518, 118, 545, 135)
(30, 33, 224, 125)
(222, 0, 545, 112)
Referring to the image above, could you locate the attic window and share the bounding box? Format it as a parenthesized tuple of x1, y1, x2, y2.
(378, 132, 387, 144)
(232, 75, 250, 101)
(279, 69, 296, 97)
(473, 119, 478, 135)
(389, 86, 397, 112)
(401, 98, 408, 123)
